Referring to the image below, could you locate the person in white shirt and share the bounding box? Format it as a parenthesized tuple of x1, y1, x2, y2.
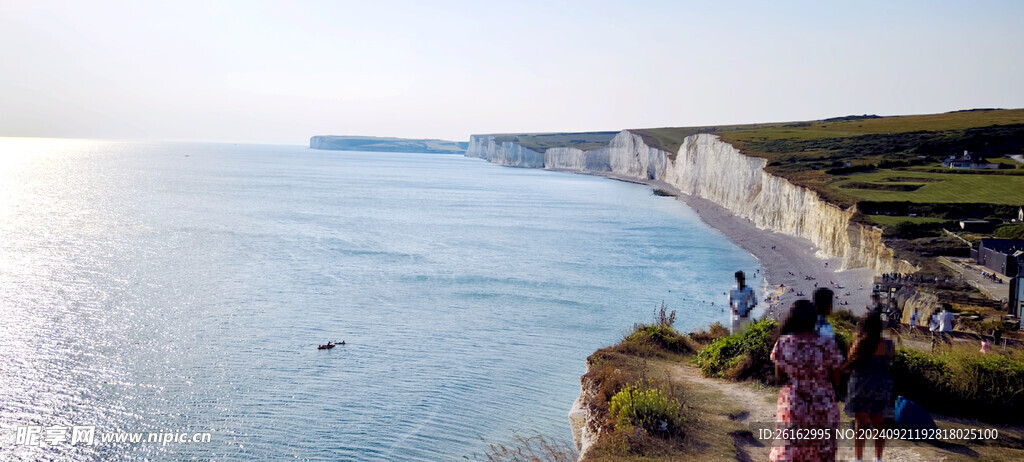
(938, 305, 956, 333)
(930, 304, 956, 350)
(729, 271, 757, 334)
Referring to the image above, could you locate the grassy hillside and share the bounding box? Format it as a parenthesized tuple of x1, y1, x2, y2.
(834, 170, 1024, 204)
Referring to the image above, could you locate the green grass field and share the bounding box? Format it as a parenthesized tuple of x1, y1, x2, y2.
(489, 131, 618, 152)
(866, 215, 950, 227)
(833, 170, 1024, 204)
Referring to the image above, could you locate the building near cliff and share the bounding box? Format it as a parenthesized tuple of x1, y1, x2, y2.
(942, 151, 999, 169)
(972, 238, 1024, 277)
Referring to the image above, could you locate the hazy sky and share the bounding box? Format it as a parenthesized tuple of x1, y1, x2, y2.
(1, 0, 1022, 144)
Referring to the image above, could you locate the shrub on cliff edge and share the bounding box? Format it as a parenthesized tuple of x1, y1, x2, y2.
(609, 380, 685, 436)
(619, 324, 693, 357)
(695, 318, 778, 382)
(615, 303, 693, 357)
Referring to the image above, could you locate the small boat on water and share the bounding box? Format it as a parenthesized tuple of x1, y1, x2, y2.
(317, 340, 345, 350)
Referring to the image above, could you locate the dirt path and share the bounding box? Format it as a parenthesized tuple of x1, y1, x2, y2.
(665, 362, 949, 462)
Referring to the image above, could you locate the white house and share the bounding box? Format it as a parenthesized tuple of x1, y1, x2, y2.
(942, 151, 1000, 169)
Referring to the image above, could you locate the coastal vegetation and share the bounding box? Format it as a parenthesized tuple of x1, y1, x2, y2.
(609, 381, 684, 436)
(995, 224, 1024, 240)
(833, 171, 1024, 204)
(479, 434, 577, 462)
(893, 347, 1024, 423)
(578, 311, 745, 461)
(695, 318, 778, 382)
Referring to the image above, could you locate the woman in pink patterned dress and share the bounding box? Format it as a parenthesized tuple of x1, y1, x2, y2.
(769, 300, 844, 462)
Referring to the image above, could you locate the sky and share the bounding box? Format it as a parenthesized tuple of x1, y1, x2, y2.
(1, 0, 1022, 145)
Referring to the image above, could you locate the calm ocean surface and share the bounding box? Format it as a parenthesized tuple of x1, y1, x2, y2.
(0, 139, 761, 461)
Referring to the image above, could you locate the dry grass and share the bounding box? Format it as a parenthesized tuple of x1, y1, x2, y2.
(476, 434, 578, 462)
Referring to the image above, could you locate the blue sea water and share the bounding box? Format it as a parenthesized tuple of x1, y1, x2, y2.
(0, 138, 761, 461)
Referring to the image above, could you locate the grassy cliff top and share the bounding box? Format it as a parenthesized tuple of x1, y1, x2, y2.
(484, 131, 619, 152)
(635, 109, 1024, 155)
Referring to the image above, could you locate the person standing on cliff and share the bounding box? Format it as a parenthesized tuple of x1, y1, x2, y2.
(729, 271, 757, 333)
(936, 304, 956, 349)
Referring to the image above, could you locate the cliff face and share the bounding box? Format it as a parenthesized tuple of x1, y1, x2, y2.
(567, 392, 596, 458)
(465, 135, 545, 167)
(466, 131, 914, 274)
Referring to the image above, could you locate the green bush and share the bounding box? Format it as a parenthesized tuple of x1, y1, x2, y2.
(688, 322, 729, 345)
(609, 381, 684, 435)
(695, 319, 778, 381)
(829, 310, 858, 353)
(994, 223, 1024, 240)
(618, 324, 692, 357)
(892, 348, 1024, 423)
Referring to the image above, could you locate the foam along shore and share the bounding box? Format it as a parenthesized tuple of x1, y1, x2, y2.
(594, 172, 876, 318)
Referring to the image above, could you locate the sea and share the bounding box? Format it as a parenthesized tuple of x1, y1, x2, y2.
(0, 138, 761, 461)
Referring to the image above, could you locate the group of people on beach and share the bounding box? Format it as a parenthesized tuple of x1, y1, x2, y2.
(880, 272, 939, 284)
(727, 272, 895, 462)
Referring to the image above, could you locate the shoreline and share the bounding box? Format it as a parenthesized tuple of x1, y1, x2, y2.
(590, 171, 877, 318)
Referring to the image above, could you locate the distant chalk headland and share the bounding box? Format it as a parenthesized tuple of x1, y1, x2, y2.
(309, 135, 468, 154)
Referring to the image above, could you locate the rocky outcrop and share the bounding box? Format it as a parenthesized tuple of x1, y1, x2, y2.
(895, 288, 940, 324)
(466, 131, 916, 275)
(567, 392, 596, 459)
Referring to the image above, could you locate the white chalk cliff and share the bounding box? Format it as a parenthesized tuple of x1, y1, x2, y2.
(467, 131, 914, 275)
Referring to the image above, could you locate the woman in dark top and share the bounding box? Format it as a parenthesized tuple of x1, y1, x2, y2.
(844, 311, 894, 462)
